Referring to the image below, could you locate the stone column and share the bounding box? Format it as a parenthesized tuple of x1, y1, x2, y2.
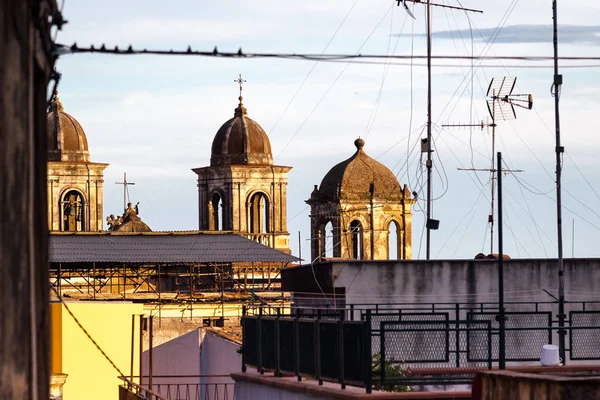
(49, 373, 68, 400)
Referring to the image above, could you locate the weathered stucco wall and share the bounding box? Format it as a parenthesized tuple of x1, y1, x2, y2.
(51, 301, 144, 400)
(328, 259, 600, 305)
(283, 258, 600, 306)
(142, 328, 240, 400)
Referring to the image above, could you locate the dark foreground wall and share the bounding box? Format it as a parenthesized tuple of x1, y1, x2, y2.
(0, 1, 56, 399)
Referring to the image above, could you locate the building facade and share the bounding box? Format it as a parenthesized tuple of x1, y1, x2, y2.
(306, 138, 414, 261)
(193, 96, 292, 254)
(47, 93, 108, 232)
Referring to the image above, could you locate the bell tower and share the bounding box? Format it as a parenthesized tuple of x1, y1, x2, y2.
(306, 139, 414, 261)
(192, 82, 291, 254)
(47, 92, 108, 231)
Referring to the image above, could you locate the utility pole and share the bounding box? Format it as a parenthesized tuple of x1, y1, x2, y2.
(425, 0, 433, 260)
(497, 152, 506, 369)
(552, 0, 566, 365)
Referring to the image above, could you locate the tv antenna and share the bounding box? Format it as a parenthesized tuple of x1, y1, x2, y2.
(443, 77, 533, 254)
(396, 0, 482, 260)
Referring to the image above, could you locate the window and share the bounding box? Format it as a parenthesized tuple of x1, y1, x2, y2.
(349, 220, 363, 260)
(324, 221, 334, 258)
(388, 220, 400, 260)
(61, 190, 85, 231)
(249, 193, 269, 234)
(209, 192, 223, 230)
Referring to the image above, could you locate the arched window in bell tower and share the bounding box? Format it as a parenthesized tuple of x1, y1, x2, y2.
(60, 190, 85, 232)
(349, 220, 363, 260)
(209, 192, 223, 230)
(249, 192, 269, 234)
(388, 220, 400, 260)
(324, 221, 334, 258)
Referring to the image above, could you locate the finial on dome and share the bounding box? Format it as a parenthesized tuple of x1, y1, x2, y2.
(234, 97, 248, 117)
(354, 137, 365, 150)
(52, 90, 64, 112)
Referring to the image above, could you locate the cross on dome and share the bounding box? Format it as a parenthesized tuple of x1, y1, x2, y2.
(234, 74, 247, 102)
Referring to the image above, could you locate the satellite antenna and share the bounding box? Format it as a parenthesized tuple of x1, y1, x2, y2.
(442, 77, 533, 254)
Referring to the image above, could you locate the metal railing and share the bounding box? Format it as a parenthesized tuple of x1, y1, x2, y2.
(119, 375, 235, 400)
(242, 307, 372, 392)
(242, 301, 600, 392)
(118, 377, 167, 400)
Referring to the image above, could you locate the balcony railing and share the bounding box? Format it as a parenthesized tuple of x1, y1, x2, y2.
(119, 375, 235, 400)
(242, 301, 600, 392)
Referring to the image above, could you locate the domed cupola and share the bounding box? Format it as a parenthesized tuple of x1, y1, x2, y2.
(47, 92, 90, 162)
(313, 138, 404, 203)
(210, 96, 273, 166)
(306, 138, 414, 261)
(193, 78, 292, 255)
(46, 91, 108, 233)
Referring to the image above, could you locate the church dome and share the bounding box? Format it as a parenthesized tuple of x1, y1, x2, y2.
(315, 138, 403, 202)
(47, 92, 90, 162)
(210, 97, 273, 166)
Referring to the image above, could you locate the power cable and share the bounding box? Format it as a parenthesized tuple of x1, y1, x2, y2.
(274, 4, 394, 161)
(269, 0, 361, 136)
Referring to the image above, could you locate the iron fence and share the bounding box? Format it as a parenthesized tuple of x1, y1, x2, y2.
(378, 320, 492, 386)
(241, 308, 371, 391)
(120, 376, 234, 400)
(241, 301, 600, 392)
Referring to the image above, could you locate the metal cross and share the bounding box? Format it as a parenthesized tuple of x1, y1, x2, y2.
(115, 172, 135, 212)
(234, 74, 246, 98)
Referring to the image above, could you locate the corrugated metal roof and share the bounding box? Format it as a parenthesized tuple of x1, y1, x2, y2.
(49, 232, 299, 263)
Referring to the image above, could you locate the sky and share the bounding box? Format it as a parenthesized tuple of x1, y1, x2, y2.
(53, 0, 600, 260)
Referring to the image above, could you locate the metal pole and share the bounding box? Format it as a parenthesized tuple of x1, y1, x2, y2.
(130, 315, 135, 382)
(149, 315, 153, 392)
(138, 314, 144, 386)
(497, 152, 506, 370)
(552, 0, 566, 365)
(490, 113, 496, 254)
(298, 231, 302, 262)
(425, 0, 433, 260)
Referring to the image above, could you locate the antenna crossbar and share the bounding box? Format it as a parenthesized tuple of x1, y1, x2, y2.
(398, 0, 483, 13)
(457, 168, 524, 173)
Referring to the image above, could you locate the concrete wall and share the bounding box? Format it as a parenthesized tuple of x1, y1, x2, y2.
(142, 328, 240, 400)
(232, 373, 472, 400)
(0, 1, 57, 398)
(282, 258, 600, 365)
(51, 301, 144, 400)
(474, 371, 600, 400)
(283, 258, 600, 305)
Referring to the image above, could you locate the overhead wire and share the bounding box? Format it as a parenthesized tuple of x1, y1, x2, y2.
(363, 5, 407, 141)
(274, 3, 395, 162)
(268, 0, 361, 136)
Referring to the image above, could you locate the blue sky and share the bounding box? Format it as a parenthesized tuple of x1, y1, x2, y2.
(54, 0, 600, 260)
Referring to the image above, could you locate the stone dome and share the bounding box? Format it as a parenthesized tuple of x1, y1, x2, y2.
(47, 92, 90, 162)
(315, 138, 404, 202)
(210, 97, 273, 166)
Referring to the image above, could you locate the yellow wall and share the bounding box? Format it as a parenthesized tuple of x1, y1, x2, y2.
(51, 301, 144, 400)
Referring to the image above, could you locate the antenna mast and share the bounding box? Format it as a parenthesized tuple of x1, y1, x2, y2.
(552, 0, 566, 366)
(397, 0, 482, 259)
(444, 77, 532, 254)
